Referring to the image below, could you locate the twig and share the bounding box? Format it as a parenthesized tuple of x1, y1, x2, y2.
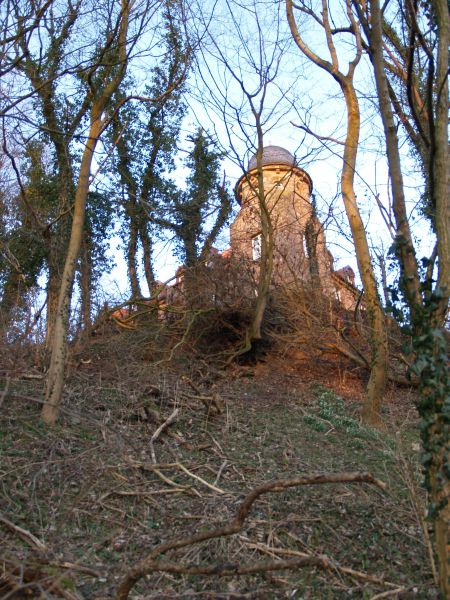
(149, 408, 179, 463)
(174, 461, 228, 495)
(112, 489, 187, 497)
(241, 541, 400, 588)
(213, 460, 228, 486)
(0, 558, 82, 600)
(369, 589, 407, 599)
(395, 432, 437, 583)
(19, 373, 44, 380)
(46, 561, 103, 578)
(0, 513, 47, 551)
(152, 467, 195, 494)
(116, 471, 386, 599)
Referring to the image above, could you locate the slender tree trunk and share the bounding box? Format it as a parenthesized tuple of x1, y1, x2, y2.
(432, 0, 450, 325)
(181, 233, 200, 307)
(286, 0, 388, 425)
(0, 272, 23, 318)
(41, 0, 130, 424)
(45, 264, 60, 349)
(127, 216, 141, 298)
(249, 126, 274, 343)
(79, 235, 92, 338)
(42, 116, 103, 424)
(376, 253, 389, 308)
(368, 0, 422, 316)
(427, 2, 450, 595)
(305, 216, 321, 286)
(140, 226, 156, 294)
(430, 423, 450, 599)
(340, 83, 388, 427)
(45, 196, 72, 349)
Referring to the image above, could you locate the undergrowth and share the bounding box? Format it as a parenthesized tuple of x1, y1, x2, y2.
(0, 349, 436, 599)
(303, 385, 385, 446)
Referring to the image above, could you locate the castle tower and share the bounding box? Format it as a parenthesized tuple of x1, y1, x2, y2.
(230, 145, 330, 288)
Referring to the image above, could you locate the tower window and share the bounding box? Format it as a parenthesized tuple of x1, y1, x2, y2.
(252, 234, 262, 260)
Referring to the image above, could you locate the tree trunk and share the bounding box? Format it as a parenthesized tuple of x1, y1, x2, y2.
(432, 0, 450, 326)
(249, 127, 274, 343)
(79, 235, 93, 338)
(41, 0, 130, 424)
(369, 0, 449, 592)
(182, 234, 200, 308)
(340, 82, 388, 428)
(0, 271, 25, 334)
(42, 116, 103, 424)
(127, 216, 141, 298)
(368, 0, 422, 316)
(45, 209, 72, 350)
(286, 0, 388, 426)
(45, 265, 60, 350)
(430, 445, 450, 599)
(427, 3, 450, 595)
(140, 225, 156, 294)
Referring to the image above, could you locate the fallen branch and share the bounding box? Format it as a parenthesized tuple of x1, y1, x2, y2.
(152, 467, 197, 495)
(46, 560, 103, 578)
(116, 471, 386, 600)
(182, 376, 224, 414)
(214, 460, 228, 486)
(19, 373, 44, 380)
(242, 541, 399, 588)
(369, 589, 407, 599)
(175, 461, 228, 495)
(0, 513, 47, 551)
(0, 558, 81, 600)
(129, 460, 228, 495)
(111, 488, 187, 497)
(149, 408, 179, 463)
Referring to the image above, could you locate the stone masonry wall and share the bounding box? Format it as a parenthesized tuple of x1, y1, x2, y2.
(231, 165, 334, 290)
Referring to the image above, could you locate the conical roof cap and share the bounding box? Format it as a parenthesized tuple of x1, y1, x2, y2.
(248, 146, 295, 170)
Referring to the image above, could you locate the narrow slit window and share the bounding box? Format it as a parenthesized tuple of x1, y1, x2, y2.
(252, 234, 262, 260)
(303, 236, 308, 258)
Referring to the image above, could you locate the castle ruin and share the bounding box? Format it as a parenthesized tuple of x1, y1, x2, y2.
(229, 145, 358, 310)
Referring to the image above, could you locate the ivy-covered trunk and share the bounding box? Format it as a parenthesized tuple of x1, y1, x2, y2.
(127, 215, 142, 299)
(411, 301, 449, 598)
(45, 261, 62, 350)
(367, 0, 449, 593)
(140, 226, 156, 295)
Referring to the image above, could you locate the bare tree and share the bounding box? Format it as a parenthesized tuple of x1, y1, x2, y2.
(286, 0, 388, 426)
(355, 0, 449, 594)
(194, 0, 298, 351)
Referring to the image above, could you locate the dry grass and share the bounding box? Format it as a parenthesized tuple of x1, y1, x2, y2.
(0, 334, 436, 599)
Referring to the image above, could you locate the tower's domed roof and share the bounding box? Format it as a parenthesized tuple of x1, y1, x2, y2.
(248, 146, 295, 170)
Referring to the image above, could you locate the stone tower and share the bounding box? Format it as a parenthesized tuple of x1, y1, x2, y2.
(230, 145, 332, 289)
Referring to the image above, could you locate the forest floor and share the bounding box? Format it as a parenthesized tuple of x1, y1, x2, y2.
(0, 332, 437, 599)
